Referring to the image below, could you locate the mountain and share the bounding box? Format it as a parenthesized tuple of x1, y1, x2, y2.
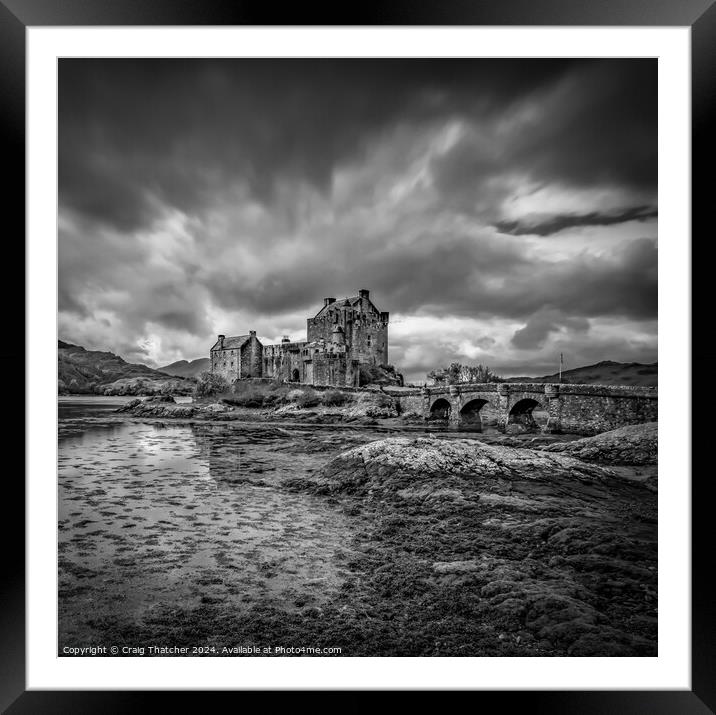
(58, 340, 191, 395)
(158, 357, 211, 378)
(505, 360, 657, 386)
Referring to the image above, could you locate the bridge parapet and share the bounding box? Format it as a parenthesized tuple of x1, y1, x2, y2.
(417, 381, 656, 397)
(555, 384, 657, 398)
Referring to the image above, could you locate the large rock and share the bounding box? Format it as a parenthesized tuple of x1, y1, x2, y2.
(540, 422, 657, 465)
(317, 436, 616, 496)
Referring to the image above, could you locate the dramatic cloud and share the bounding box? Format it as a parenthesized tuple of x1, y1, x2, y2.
(58, 59, 657, 381)
(495, 205, 658, 237)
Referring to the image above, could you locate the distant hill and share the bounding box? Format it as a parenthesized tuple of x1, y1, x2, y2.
(58, 340, 190, 395)
(505, 360, 657, 387)
(158, 357, 211, 378)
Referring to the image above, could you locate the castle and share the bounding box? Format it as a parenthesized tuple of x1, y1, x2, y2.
(210, 289, 389, 387)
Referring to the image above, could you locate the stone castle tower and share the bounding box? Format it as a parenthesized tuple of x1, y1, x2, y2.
(307, 289, 389, 366)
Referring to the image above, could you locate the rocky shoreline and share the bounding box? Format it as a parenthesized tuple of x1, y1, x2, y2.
(105, 395, 658, 656)
(115, 393, 404, 426)
(302, 433, 657, 656)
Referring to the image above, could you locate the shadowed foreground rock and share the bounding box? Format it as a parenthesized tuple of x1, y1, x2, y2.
(314, 437, 657, 656)
(538, 422, 658, 493)
(539, 422, 657, 465)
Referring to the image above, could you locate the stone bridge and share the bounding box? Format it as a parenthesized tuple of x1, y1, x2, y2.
(387, 383, 657, 436)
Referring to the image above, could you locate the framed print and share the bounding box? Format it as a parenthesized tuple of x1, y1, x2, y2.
(4, 0, 712, 711)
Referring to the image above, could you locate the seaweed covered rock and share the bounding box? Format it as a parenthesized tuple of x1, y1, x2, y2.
(115, 395, 196, 418)
(317, 436, 615, 496)
(201, 402, 231, 413)
(540, 422, 657, 465)
(340, 391, 399, 420)
(116, 398, 142, 412)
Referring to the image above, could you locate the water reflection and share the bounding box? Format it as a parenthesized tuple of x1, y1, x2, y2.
(58, 405, 375, 645)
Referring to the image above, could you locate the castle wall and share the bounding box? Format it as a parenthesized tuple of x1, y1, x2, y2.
(263, 341, 308, 382)
(288, 349, 304, 381)
(350, 318, 388, 365)
(308, 353, 347, 387)
(240, 334, 263, 379)
(346, 359, 360, 387)
(307, 313, 337, 345)
(210, 347, 241, 383)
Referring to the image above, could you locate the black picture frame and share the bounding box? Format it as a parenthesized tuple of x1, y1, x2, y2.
(3, 1, 711, 711)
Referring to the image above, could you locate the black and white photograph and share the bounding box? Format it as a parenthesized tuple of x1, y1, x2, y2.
(57, 58, 659, 658)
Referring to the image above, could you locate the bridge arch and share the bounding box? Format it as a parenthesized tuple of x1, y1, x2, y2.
(429, 397, 452, 421)
(459, 398, 489, 431)
(507, 397, 544, 432)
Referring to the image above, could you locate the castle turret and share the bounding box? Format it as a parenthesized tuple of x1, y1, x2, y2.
(332, 324, 345, 345)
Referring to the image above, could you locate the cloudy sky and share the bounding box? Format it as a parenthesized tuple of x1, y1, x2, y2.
(58, 59, 657, 382)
